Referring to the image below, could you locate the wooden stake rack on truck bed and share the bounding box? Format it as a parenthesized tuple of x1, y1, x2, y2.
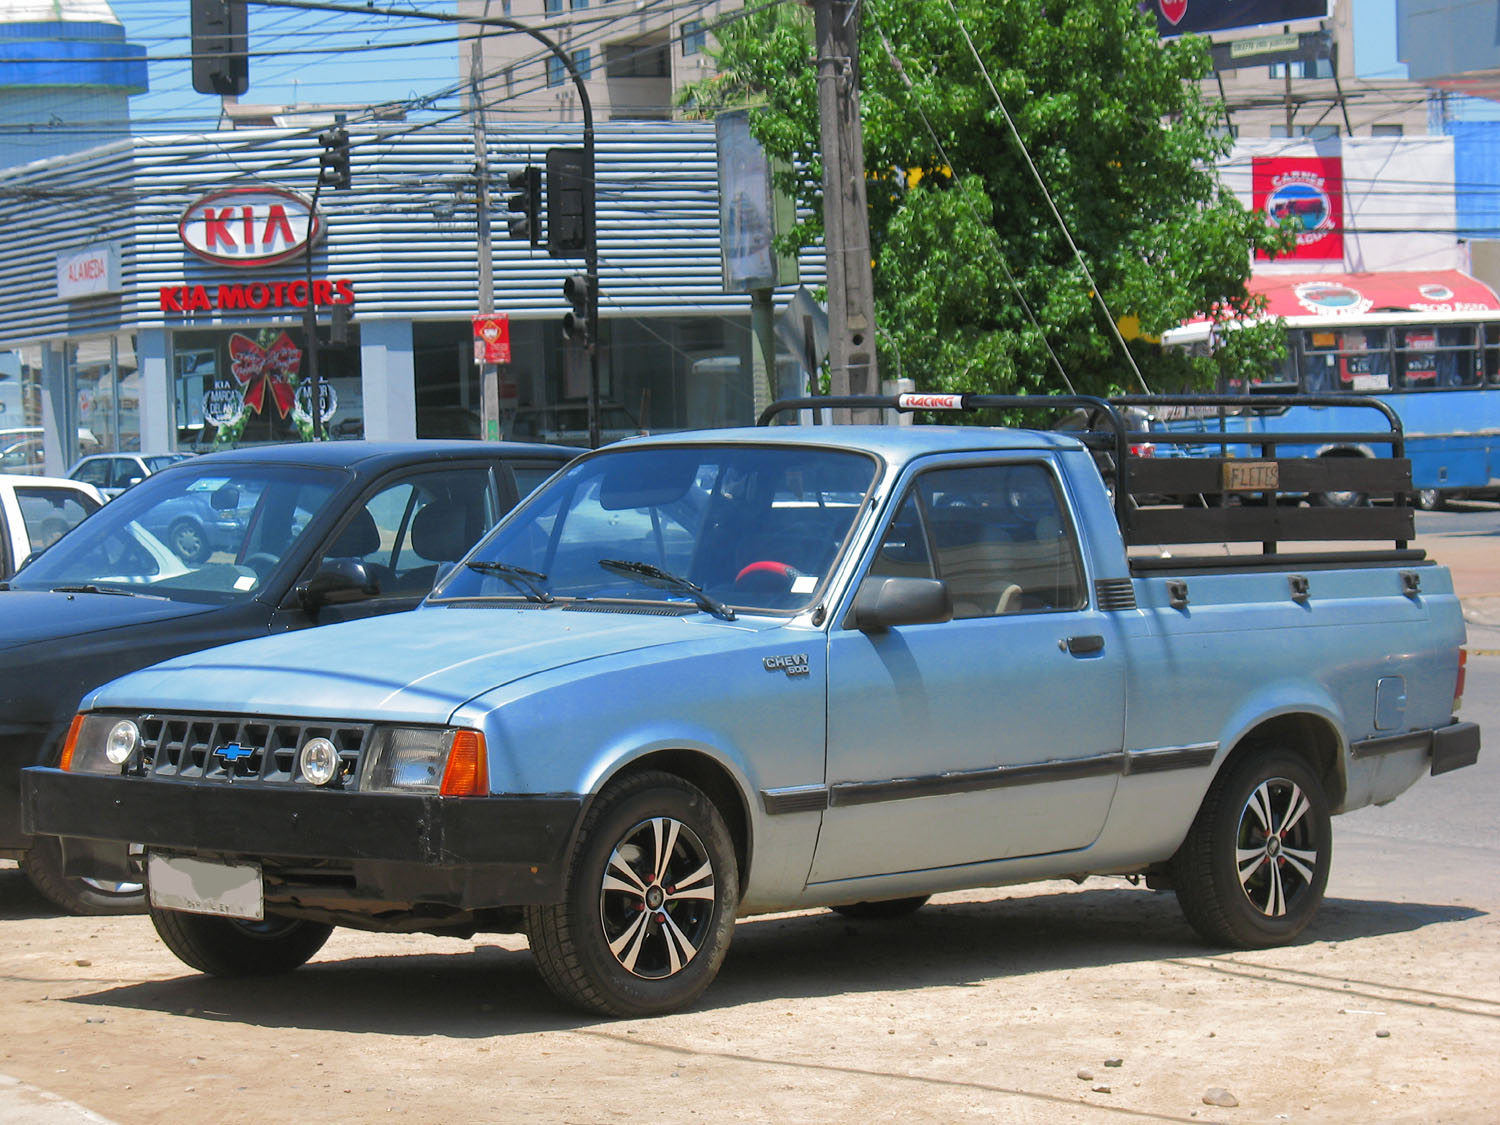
(759, 392, 1418, 574)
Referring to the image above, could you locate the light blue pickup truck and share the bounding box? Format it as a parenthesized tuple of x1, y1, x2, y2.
(23, 395, 1480, 1017)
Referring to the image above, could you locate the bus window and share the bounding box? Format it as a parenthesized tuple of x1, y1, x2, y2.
(1397, 326, 1478, 389)
(1488, 324, 1500, 384)
(1300, 328, 1390, 392)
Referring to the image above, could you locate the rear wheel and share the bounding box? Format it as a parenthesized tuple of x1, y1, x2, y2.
(1415, 488, 1445, 511)
(167, 518, 209, 563)
(150, 907, 332, 976)
(525, 771, 738, 1017)
(1171, 748, 1331, 948)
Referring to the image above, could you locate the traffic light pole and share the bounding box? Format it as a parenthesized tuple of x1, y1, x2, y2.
(258, 1, 599, 444)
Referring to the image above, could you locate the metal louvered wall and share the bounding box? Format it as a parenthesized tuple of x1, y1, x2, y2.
(0, 121, 825, 346)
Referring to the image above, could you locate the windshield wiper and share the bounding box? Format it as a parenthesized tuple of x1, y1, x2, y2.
(49, 584, 140, 597)
(464, 561, 554, 603)
(598, 559, 735, 621)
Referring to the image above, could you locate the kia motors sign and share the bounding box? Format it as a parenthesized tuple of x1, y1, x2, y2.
(179, 186, 322, 268)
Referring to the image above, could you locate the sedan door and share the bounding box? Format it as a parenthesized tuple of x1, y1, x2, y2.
(809, 458, 1126, 885)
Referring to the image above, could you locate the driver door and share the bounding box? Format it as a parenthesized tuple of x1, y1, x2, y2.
(810, 458, 1126, 885)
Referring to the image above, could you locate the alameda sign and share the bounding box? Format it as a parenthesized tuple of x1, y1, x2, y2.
(179, 186, 322, 268)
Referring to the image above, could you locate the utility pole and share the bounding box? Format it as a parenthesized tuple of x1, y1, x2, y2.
(811, 0, 879, 423)
(472, 34, 499, 441)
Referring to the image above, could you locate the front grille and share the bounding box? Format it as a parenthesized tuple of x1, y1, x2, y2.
(138, 713, 373, 786)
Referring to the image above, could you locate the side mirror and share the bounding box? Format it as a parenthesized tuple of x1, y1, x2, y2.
(845, 576, 952, 632)
(297, 558, 380, 612)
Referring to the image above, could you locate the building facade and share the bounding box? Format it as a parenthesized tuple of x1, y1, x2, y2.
(0, 121, 821, 473)
(458, 0, 732, 124)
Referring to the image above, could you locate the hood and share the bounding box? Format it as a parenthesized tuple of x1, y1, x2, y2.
(88, 604, 771, 723)
(0, 589, 221, 653)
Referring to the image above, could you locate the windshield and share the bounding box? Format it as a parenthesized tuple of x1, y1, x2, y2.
(9, 461, 342, 602)
(433, 444, 879, 614)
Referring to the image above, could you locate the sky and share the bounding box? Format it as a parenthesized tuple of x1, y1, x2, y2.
(114, 0, 466, 133)
(50, 0, 1500, 135)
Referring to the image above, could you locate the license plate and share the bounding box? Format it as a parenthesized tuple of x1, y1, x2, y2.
(148, 853, 263, 921)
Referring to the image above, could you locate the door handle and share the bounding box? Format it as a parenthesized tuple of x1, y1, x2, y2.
(1065, 634, 1105, 656)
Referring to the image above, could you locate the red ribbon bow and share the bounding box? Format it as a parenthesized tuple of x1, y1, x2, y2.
(229, 331, 301, 418)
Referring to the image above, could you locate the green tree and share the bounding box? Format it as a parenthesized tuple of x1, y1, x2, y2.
(679, 0, 1289, 398)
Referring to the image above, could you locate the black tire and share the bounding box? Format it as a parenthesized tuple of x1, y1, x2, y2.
(21, 836, 145, 916)
(524, 770, 739, 1017)
(1415, 488, 1445, 511)
(150, 906, 333, 976)
(832, 895, 931, 919)
(1171, 747, 1331, 948)
(168, 518, 210, 563)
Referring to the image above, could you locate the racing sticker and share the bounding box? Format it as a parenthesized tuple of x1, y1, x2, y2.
(1254, 156, 1344, 262)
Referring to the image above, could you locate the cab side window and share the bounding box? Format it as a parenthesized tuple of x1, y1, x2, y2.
(870, 463, 1085, 619)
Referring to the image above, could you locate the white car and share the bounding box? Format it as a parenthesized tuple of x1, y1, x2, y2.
(0, 473, 103, 579)
(68, 452, 192, 499)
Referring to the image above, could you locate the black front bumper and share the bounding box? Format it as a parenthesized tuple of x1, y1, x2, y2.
(22, 767, 585, 908)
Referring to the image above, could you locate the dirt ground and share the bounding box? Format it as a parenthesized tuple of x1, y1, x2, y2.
(1, 512, 1496, 1124)
(1, 849, 1495, 1125)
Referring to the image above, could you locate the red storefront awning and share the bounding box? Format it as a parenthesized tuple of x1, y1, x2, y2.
(1246, 270, 1500, 318)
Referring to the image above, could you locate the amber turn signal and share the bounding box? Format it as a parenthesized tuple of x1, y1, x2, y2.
(439, 730, 489, 796)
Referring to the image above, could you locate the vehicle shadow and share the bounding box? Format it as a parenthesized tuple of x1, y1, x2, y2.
(61, 885, 1484, 1036)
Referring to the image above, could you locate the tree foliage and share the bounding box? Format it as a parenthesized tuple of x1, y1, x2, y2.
(678, 0, 1289, 398)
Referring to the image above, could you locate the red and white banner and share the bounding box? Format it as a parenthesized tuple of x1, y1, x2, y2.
(1254, 156, 1343, 262)
(473, 314, 511, 364)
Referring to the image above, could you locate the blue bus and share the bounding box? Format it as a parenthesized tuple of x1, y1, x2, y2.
(1159, 309, 1500, 509)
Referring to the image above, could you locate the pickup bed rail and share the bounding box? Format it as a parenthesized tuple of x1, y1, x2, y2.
(759, 393, 1416, 572)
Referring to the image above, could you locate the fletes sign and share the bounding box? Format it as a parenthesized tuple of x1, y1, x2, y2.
(179, 186, 322, 268)
(1254, 155, 1343, 262)
(1152, 0, 1327, 36)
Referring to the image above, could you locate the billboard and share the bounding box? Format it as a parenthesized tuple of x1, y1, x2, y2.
(1151, 1, 1328, 36)
(1253, 155, 1344, 262)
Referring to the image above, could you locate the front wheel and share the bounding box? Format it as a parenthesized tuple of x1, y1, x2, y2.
(1415, 488, 1445, 511)
(525, 771, 739, 1017)
(21, 836, 145, 916)
(1170, 748, 1331, 948)
(150, 907, 333, 976)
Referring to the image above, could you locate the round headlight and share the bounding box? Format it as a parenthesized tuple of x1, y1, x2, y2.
(299, 737, 340, 787)
(105, 720, 139, 766)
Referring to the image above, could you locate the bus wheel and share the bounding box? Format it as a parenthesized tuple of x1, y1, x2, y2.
(1415, 488, 1445, 511)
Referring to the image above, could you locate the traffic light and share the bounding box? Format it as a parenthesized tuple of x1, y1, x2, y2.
(506, 166, 542, 246)
(318, 125, 351, 190)
(190, 0, 248, 96)
(562, 273, 592, 347)
(546, 147, 593, 257)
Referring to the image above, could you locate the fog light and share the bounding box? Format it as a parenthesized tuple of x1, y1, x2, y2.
(299, 737, 340, 786)
(105, 720, 139, 766)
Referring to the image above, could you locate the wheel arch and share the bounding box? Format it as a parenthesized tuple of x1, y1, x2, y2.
(1219, 711, 1346, 811)
(595, 748, 754, 896)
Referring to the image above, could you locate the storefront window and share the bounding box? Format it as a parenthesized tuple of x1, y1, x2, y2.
(172, 325, 362, 450)
(67, 334, 137, 460)
(414, 314, 775, 447)
(0, 346, 45, 473)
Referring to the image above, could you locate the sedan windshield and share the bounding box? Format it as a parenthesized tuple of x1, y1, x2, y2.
(8, 461, 342, 602)
(433, 444, 878, 614)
